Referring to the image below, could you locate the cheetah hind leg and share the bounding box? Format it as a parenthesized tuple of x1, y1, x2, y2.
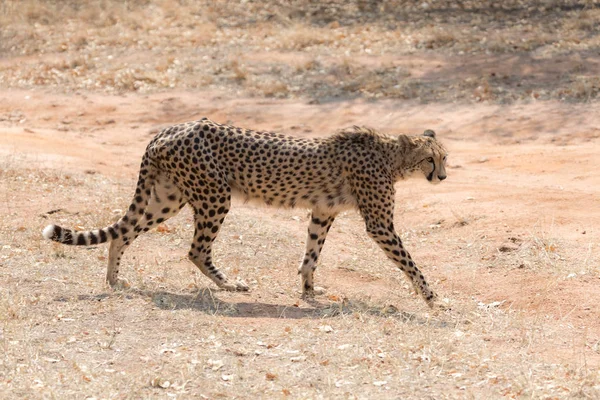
(107, 175, 186, 289)
(187, 201, 248, 292)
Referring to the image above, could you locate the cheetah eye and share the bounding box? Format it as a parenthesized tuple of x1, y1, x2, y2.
(427, 157, 434, 163)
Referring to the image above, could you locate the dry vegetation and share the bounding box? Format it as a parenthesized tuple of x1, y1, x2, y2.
(1, 0, 600, 399)
(1, 0, 600, 102)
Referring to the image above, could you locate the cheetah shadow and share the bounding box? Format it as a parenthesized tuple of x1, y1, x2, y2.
(75, 288, 446, 326)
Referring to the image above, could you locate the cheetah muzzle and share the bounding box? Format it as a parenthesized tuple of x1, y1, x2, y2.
(43, 118, 448, 308)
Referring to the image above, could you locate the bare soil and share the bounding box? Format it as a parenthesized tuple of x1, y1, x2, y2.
(1, 1, 599, 398)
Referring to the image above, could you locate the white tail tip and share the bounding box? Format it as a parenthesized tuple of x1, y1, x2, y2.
(42, 225, 55, 240)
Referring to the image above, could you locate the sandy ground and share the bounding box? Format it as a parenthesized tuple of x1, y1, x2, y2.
(3, 1, 600, 396)
(1, 86, 599, 397)
(4, 2, 600, 397)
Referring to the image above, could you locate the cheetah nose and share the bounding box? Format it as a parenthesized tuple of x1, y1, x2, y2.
(438, 175, 446, 181)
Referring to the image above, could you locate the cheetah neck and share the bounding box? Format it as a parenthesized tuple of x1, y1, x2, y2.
(385, 136, 426, 181)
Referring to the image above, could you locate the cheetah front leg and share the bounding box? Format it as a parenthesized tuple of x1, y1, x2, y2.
(299, 209, 336, 297)
(364, 221, 438, 307)
(356, 190, 439, 308)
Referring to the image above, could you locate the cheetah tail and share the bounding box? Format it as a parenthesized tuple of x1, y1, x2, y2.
(42, 154, 157, 246)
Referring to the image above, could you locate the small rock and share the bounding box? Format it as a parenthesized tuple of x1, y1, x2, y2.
(150, 378, 171, 388)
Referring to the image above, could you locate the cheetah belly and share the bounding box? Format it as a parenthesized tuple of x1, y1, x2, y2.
(228, 175, 357, 212)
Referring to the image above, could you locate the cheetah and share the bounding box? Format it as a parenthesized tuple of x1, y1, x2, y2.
(43, 118, 448, 307)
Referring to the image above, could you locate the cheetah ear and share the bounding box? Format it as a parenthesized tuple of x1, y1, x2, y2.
(423, 129, 436, 138)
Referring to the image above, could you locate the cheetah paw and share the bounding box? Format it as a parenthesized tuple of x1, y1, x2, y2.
(313, 286, 326, 295)
(109, 278, 131, 290)
(221, 280, 249, 292)
(301, 286, 326, 298)
(429, 297, 451, 311)
(234, 279, 250, 291)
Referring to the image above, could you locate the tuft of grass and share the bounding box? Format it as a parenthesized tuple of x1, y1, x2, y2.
(421, 27, 458, 50)
(228, 60, 248, 82)
(559, 76, 600, 102)
(257, 80, 289, 98)
(276, 25, 335, 51)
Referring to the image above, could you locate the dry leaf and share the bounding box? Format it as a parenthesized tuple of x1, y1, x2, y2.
(265, 372, 277, 381)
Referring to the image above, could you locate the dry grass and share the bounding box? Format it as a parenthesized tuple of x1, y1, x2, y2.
(1, 0, 599, 102)
(275, 25, 336, 51)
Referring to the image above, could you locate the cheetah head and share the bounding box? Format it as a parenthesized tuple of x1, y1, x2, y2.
(406, 129, 448, 185)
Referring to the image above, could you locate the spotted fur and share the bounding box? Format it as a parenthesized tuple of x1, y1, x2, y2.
(43, 118, 448, 307)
